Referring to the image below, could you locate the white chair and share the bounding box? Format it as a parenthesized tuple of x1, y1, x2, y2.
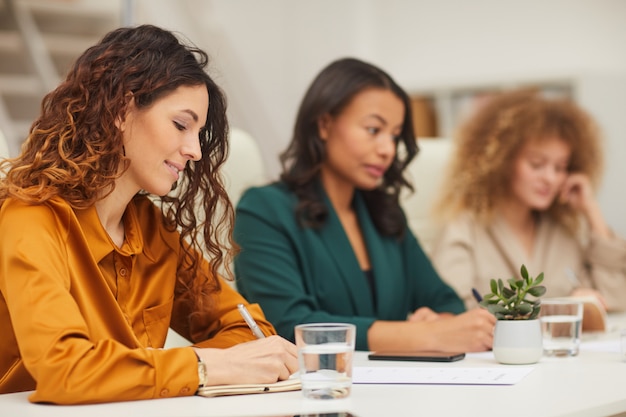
(0, 129, 9, 159)
(220, 127, 268, 284)
(400, 138, 454, 255)
(221, 127, 268, 205)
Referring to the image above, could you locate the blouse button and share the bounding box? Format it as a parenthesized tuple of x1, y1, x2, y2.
(179, 387, 191, 395)
(119, 268, 127, 276)
(160, 388, 170, 397)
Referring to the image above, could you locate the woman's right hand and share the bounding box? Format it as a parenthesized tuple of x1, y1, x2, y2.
(194, 335, 298, 386)
(427, 308, 496, 352)
(368, 308, 496, 353)
(559, 173, 610, 238)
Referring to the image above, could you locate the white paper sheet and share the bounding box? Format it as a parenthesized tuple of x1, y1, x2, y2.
(352, 366, 534, 385)
(580, 339, 620, 353)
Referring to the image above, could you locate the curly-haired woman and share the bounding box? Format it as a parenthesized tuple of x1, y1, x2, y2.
(0, 24, 296, 404)
(430, 88, 626, 312)
(233, 57, 495, 353)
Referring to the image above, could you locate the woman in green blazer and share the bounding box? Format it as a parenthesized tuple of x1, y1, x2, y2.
(234, 58, 495, 352)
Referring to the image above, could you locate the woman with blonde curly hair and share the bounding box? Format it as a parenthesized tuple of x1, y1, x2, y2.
(430, 88, 626, 312)
(0, 24, 296, 405)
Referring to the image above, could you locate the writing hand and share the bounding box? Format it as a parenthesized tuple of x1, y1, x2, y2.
(429, 308, 496, 352)
(194, 335, 298, 386)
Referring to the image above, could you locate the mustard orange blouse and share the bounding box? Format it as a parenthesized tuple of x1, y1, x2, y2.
(0, 195, 275, 404)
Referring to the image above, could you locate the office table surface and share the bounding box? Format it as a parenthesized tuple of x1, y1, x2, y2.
(2, 318, 626, 417)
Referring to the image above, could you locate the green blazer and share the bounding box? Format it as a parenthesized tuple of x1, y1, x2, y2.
(234, 182, 465, 350)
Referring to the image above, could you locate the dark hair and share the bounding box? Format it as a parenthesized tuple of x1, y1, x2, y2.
(280, 57, 418, 238)
(0, 24, 232, 305)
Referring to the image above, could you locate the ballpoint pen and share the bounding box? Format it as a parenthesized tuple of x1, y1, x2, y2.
(472, 288, 483, 303)
(237, 303, 266, 339)
(565, 267, 581, 288)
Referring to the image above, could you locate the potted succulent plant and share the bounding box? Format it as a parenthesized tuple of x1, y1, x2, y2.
(480, 264, 547, 364)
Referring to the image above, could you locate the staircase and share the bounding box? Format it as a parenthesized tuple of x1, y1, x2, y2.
(0, 0, 121, 156)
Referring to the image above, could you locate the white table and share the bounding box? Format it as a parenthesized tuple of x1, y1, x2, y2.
(2, 317, 626, 417)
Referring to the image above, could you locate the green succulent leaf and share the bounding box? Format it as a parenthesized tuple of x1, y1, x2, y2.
(527, 286, 547, 297)
(520, 264, 529, 280)
(508, 279, 524, 290)
(505, 295, 517, 305)
(486, 304, 509, 315)
(482, 264, 545, 321)
(529, 307, 541, 320)
(502, 287, 515, 298)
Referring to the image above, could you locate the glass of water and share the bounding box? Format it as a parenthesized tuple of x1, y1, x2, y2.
(294, 323, 356, 399)
(540, 299, 583, 357)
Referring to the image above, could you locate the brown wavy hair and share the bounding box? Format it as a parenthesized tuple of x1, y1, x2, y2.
(280, 57, 418, 238)
(434, 88, 603, 233)
(0, 25, 233, 305)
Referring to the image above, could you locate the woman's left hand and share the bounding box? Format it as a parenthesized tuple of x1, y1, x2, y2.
(570, 287, 608, 310)
(408, 307, 441, 322)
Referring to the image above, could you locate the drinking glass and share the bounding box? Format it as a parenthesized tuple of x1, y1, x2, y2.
(294, 323, 356, 399)
(540, 299, 583, 357)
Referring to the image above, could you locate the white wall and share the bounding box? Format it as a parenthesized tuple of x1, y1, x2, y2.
(375, 1, 626, 86)
(135, 0, 383, 179)
(134, 0, 626, 234)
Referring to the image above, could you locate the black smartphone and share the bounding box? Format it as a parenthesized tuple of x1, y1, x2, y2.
(294, 414, 357, 417)
(368, 350, 465, 362)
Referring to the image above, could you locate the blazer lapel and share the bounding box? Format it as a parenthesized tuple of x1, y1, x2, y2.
(353, 195, 398, 317)
(318, 192, 375, 316)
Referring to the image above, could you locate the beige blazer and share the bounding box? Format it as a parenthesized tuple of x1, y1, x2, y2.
(430, 212, 626, 311)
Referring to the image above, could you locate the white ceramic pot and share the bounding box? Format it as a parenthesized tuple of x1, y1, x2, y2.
(492, 319, 543, 364)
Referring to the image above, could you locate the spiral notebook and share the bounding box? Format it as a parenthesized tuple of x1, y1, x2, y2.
(197, 377, 301, 397)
